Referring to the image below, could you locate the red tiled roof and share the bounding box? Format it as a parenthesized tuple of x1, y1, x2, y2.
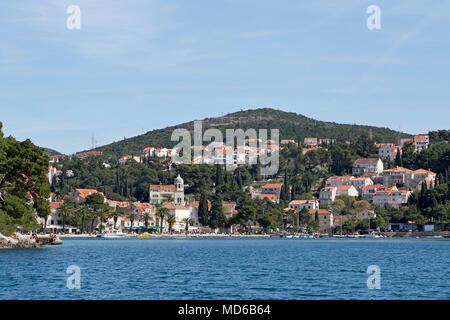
(149, 185, 174, 191)
(262, 183, 283, 189)
(309, 209, 331, 215)
(354, 158, 380, 165)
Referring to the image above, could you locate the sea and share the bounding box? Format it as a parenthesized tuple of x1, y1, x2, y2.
(1, 238, 449, 300)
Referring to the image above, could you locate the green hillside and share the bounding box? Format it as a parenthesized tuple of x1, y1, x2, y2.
(88, 108, 411, 156)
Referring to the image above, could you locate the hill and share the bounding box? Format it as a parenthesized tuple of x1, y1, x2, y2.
(43, 147, 62, 156)
(88, 108, 411, 156)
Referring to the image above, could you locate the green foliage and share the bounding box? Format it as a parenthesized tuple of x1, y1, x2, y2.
(0, 122, 50, 234)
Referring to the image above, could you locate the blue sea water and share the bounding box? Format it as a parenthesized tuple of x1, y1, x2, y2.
(0, 238, 449, 300)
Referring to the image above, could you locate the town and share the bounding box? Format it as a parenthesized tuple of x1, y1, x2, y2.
(41, 132, 449, 238)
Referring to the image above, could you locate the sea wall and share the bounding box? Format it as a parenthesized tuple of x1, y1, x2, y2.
(0, 233, 62, 249)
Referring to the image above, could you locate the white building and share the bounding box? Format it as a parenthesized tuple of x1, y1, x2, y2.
(336, 185, 359, 197)
(353, 158, 384, 175)
(319, 186, 337, 206)
(288, 199, 319, 212)
(373, 190, 411, 208)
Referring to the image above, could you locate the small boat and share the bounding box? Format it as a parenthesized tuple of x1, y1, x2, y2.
(101, 230, 125, 238)
(136, 234, 152, 238)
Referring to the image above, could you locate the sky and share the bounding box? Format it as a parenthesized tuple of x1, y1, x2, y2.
(0, 0, 449, 154)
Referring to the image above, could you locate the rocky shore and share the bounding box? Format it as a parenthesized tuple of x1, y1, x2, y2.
(0, 233, 63, 249)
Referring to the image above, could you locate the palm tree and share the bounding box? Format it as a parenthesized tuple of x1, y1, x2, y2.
(182, 218, 193, 236)
(110, 208, 122, 230)
(127, 212, 137, 233)
(59, 202, 71, 234)
(155, 204, 168, 234)
(166, 215, 176, 234)
(141, 212, 153, 232)
(98, 211, 107, 233)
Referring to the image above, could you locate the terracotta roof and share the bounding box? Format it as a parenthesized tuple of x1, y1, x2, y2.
(309, 209, 331, 215)
(337, 185, 353, 191)
(50, 201, 64, 209)
(262, 183, 283, 189)
(289, 200, 315, 205)
(354, 158, 380, 165)
(149, 185, 175, 191)
(257, 194, 279, 201)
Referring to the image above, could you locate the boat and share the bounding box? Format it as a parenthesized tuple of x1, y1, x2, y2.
(136, 234, 152, 238)
(101, 230, 125, 238)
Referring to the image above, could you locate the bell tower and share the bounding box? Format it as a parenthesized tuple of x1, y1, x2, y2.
(174, 174, 185, 205)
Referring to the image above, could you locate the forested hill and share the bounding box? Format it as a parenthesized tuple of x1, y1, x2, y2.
(43, 148, 61, 156)
(89, 108, 411, 156)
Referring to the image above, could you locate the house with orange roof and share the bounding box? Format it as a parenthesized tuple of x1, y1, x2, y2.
(289, 199, 319, 212)
(319, 186, 337, 206)
(413, 135, 429, 152)
(362, 184, 398, 201)
(353, 158, 384, 175)
(142, 147, 155, 157)
(325, 176, 354, 187)
(377, 143, 402, 160)
(309, 209, 333, 233)
(69, 189, 105, 203)
(261, 182, 284, 198)
(255, 194, 279, 203)
(38, 200, 78, 233)
(373, 189, 411, 208)
(336, 185, 359, 197)
(304, 137, 318, 146)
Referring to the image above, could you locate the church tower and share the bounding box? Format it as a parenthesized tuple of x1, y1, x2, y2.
(174, 174, 185, 205)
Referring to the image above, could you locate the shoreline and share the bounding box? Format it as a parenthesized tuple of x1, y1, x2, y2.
(0, 233, 63, 249)
(58, 232, 450, 239)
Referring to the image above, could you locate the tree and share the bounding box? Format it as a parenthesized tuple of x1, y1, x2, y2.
(0, 123, 50, 235)
(354, 200, 371, 212)
(127, 212, 137, 233)
(166, 215, 176, 233)
(198, 187, 209, 226)
(209, 194, 225, 230)
(142, 212, 153, 232)
(155, 203, 168, 234)
(182, 218, 193, 236)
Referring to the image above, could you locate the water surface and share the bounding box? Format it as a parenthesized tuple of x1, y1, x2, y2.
(1, 238, 449, 299)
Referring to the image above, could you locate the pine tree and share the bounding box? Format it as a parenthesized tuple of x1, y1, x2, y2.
(198, 188, 209, 226)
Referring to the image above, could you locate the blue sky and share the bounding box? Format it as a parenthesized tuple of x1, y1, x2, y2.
(0, 0, 449, 154)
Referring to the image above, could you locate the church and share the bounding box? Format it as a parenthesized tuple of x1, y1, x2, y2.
(149, 174, 185, 205)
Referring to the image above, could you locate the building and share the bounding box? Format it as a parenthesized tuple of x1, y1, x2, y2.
(68, 189, 105, 203)
(413, 135, 429, 152)
(336, 185, 359, 197)
(119, 155, 141, 165)
(309, 209, 333, 233)
(261, 183, 284, 198)
(142, 147, 155, 157)
(325, 176, 354, 188)
(40, 201, 78, 233)
(353, 158, 384, 175)
(304, 137, 318, 146)
(149, 175, 185, 205)
(356, 209, 376, 220)
(149, 185, 175, 204)
(373, 190, 411, 208)
(163, 202, 195, 233)
(348, 177, 373, 192)
(380, 167, 436, 188)
(319, 186, 337, 206)
(362, 184, 398, 201)
(377, 143, 401, 159)
(288, 199, 319, 212)
(255, 194, 279, 203)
